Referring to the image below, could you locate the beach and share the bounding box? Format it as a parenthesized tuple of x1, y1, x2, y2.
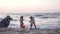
(0, 28, 60, 34)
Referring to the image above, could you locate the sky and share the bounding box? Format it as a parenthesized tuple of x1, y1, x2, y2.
(0, 0, 60, 13)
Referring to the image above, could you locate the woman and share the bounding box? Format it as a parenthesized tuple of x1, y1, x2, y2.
(29, 16, 36, 29)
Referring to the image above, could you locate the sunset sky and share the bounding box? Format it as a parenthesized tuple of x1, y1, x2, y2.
(0, 0, 60, 13)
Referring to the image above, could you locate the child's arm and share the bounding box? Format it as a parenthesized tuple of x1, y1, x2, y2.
(29, 20, 31, 23)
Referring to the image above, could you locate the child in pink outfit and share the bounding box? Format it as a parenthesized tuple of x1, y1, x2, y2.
(20, 16, 24, 28)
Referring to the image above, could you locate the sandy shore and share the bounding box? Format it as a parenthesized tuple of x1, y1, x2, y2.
(0, 28, 60, 34)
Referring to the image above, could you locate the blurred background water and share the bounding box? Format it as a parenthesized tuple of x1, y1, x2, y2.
(0, 13, 60, 29)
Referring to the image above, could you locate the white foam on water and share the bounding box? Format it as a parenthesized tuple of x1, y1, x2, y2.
(0, 13, 60, 29)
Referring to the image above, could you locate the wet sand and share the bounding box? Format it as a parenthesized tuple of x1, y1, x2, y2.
(0, 28, 60, 34)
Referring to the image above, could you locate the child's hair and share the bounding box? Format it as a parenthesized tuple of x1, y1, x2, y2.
(30, 16, 33, 19)
(20, 16, 23, 18)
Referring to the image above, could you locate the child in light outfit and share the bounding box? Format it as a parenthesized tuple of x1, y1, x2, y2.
(29, 16, 36, 29)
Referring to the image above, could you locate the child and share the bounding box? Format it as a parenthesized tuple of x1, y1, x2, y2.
(20, 16, 24, 28)
(29, 16, 36, 29)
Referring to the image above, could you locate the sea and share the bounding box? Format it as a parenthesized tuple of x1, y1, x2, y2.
(0, 13, 60, 29)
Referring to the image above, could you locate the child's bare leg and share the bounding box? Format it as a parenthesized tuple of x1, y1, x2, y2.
(30, 26, 32, 29)
(30, 23, 33, 29)
(34, 23, 36, 28)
